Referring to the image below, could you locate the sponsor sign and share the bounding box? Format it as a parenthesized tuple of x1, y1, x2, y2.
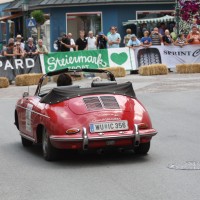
(0, 55, 41, 80)
(0, 45, 199, 80)
(40, 48, 136, 73)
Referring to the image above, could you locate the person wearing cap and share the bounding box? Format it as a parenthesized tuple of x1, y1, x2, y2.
(187, 25, 200, 44)
(96, 32, 108, 49)
(126, 34, 141, 48)
(87, 31, 97, 50)
(15, 34, 25, 50)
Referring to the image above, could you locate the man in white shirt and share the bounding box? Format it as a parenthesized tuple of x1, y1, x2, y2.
(68, 33, 76, 51)
(87, 31, 97, 50)
(108, 26, 121, 48)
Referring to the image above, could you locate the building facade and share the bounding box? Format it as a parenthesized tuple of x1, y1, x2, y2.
(2, 0, 175, 51)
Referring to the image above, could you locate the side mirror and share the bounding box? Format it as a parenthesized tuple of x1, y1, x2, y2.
(23, 92, 29, 98)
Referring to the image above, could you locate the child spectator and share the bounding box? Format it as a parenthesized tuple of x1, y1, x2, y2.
(174, 33, 188, 47)
(141, 31, 152, 48)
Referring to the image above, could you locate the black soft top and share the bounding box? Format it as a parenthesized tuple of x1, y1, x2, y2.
(40, 82, 136, 104)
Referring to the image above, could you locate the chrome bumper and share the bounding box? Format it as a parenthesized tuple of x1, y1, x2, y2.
(50, 124, 157, 150)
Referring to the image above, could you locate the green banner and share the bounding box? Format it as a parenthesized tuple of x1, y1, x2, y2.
(40, 48, 136, 73)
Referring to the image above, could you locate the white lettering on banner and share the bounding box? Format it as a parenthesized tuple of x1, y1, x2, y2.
(15, 59, 24, 69)
(25, 58, 35, 68)
(4, 60, 14, 70)
(47, 54, 107, 71)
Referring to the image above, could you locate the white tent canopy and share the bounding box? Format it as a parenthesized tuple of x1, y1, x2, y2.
(123, 15, 175, 26)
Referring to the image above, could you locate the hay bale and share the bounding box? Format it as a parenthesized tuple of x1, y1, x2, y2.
(0, 77, 9, 88)
(139, 64, 168, 76)
(15, 73, 45, 86)
(102, 66, 126, 77)
(176, 63, 200, 73)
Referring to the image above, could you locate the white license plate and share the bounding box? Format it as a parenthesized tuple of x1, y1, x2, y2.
(90, 120, 128, 133)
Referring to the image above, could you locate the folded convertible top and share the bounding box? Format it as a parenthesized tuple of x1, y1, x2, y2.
(40, 82, 136, 104)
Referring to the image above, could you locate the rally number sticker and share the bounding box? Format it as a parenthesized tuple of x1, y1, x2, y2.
(25, 104, 33, 132)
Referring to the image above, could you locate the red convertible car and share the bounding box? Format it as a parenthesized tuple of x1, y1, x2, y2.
(15, 68, 157, 161)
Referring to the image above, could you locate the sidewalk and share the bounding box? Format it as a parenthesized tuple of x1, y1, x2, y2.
(0, 72, 200, 99)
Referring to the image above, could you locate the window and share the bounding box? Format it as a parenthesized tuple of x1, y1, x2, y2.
(66, 12, 102, 39)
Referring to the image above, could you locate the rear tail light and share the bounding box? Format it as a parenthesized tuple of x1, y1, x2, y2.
(138, 123, 148, 129)
(66, 128, 80, 135)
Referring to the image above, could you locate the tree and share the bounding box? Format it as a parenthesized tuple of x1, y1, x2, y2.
(31, 10, 46, 40)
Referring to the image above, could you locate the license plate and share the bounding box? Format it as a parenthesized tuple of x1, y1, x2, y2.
(90, 120, 128, 133)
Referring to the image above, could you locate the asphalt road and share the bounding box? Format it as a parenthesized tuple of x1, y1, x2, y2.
(0, 73, 200, 200)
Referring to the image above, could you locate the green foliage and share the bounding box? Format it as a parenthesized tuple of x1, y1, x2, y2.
(31, 10, 45, 25)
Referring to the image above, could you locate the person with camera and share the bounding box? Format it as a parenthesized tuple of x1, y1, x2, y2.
(96, 32, 108, 49)
(24, 37, 38, 57)
(150, 27, 162, 45)
(60, 34, 71, 52)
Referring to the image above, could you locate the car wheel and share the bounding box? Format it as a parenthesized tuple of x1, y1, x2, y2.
(42, 129, 57, 161)
(21, 136, 33, 147)
(134, 142, 150, 155)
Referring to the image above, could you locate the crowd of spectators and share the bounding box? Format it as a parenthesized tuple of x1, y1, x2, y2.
(54, 24, 199, 53)
(0, 34, 48, 58)
(125, 24, 200, 49)
(1, 23, 199, 57)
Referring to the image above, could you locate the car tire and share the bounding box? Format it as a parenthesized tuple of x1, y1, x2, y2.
(134, 142, 150, 154)
(21, 136, 33, 147)
(42, 129, 57, 161)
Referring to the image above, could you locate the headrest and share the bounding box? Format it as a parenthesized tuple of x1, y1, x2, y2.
(56, 85, 80, 89)
(91, 81, 117, 87)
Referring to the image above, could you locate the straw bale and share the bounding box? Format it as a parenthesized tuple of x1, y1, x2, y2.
(15, 73, 45, 86)
(102, 66, 126, 77)
(0, 77, 9, 88)
(176, 63, 200, 73)
(139, 64, 168, 76)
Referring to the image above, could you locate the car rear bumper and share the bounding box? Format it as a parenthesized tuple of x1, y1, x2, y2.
(50, 125, 157, 150)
